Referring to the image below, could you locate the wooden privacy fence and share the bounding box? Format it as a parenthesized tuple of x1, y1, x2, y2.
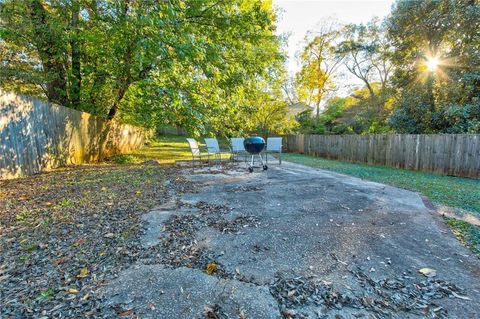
(0, 90, 147, 179)
(157, 125, 187, 136)
(284, 134, 480, 178)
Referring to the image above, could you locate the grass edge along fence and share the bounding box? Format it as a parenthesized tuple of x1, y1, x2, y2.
(0, 90, 148, 179)
(284, 134, 480, 178)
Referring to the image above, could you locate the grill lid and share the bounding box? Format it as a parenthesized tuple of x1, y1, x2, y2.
(244, 136, 265, 154)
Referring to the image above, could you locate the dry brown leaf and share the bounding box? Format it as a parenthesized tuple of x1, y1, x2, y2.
(204, 305, 219, 319)
(77, 267, 89, 278)
(74, 239, 85, 246)
(282, 309, 296, 318)
(287, 290, 296, 299)
(118, 309, 134, 317)
(205, 263, 218, 275)
(54, 257, 68, 265)
(418, 267, 436, 277)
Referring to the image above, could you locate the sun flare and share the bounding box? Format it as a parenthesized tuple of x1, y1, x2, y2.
(425, 57, 440, 72)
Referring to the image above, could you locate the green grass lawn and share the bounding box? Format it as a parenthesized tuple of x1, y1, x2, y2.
(446, 218, 480, 256)
(111, 135, 193, 164)
(111, 135, 230, 165)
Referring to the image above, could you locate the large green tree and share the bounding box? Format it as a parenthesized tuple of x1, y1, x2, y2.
(338, 18, 393, 98)
(296, 84, 394, 135)
(0, 0, 284, 134)
(387, 0, 480, 133)
(295, 20, 344, 118)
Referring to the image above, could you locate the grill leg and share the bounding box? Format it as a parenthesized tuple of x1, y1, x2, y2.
(246, 153, 268, 172)
(258, 154, 265, 166)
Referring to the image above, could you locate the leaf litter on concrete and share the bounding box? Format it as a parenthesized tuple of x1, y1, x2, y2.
(268, 254, 468, 319)
(137, 200, 261, 280)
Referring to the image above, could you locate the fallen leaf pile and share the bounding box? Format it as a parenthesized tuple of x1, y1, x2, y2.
(0, 164, 182, 318)
(270, 267, 467, 318)
(226, 185, 264, 193)
(139, 200, 261, 279)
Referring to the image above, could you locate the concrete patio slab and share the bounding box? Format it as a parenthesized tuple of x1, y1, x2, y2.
(102, 162, 480, 318)
(104, 265, 280, 318)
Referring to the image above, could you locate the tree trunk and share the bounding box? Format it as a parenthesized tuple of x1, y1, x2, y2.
(107, 86, 128, 120)
(70, 2, 81, 110)
(107, 103, 118, 120)
(365, 82, 375, 98)
(107, 32, 134, 120)
(29, 0, 69, 107)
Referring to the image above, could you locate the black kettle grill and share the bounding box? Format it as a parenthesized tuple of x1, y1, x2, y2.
(244, 136, 267, 172)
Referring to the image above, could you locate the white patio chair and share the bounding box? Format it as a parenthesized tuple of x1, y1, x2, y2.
(186, 138, 210, 166)
(230, 137, 247, 162)
(204, 138, 230, 164)
(266, 137, 282, 165)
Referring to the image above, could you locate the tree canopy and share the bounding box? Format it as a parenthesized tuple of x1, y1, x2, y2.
(1, 0, 479, 136)
(0, 0, 289, 136)
(294, 0, 479, 135)
(295, 20, 343, 118)
(387, 0, 480, 133)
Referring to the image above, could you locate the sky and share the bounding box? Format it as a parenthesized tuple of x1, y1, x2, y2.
(273, 0, 395, 75)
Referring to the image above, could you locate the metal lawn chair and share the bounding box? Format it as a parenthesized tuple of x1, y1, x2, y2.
(204, 138, 230, 164)
(265, 137, 282, 165)
(230, 138, 248, 162)
(186, 138, 210, 166)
